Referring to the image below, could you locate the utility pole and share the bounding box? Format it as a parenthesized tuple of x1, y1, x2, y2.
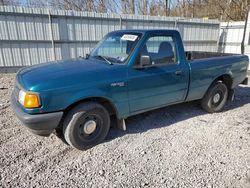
(131, 0, 135, 14)
(193, 0, 195, 18)
(241, 5, 250, 54)
(166, 0, 169, 16)
(143, 0, 147, 15)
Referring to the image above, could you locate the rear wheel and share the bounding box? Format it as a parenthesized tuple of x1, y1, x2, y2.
(63, 102, 110, 150)
(201, 82, 228, 113)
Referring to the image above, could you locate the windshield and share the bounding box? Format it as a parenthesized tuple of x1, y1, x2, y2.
(90, 32, 142, 64)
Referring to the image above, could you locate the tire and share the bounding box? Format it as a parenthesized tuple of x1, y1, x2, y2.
(63, 102, 110, 150)
(201, 82, 228, 113)
(54, 128, 69, 145)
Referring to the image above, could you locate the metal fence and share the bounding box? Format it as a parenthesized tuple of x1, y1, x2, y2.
(0, 6, 220, 67)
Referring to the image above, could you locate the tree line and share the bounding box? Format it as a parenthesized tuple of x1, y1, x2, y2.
(0, 0, 249, 21)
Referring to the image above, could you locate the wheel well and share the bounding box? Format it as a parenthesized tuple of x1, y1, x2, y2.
(215, 74, 233, 89)
(64, 97, 117, 117)
(56, 97, 117, 137)
(202, 74, 233, 99)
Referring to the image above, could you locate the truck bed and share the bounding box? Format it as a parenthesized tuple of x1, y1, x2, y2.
(186, 51, 237, 61)
(185, 54, 248, 102)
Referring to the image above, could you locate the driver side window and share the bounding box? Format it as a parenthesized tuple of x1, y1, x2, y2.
(141, 35, 177, 65)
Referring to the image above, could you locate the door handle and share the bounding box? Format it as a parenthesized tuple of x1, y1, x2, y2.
(175, 70, 182, 75)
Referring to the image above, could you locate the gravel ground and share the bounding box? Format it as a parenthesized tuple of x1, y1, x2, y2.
(0, 73, 250, 188)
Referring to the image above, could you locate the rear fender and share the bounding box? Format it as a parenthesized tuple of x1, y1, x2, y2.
(204, 73, 233, 100)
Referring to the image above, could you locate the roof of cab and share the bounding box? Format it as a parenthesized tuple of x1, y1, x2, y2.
(110, 29, 179, 34)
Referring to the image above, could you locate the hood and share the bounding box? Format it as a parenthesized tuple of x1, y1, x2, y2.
(17, 58, 121, 91)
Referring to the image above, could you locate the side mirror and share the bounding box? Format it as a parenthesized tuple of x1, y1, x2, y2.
(140, 55, 151, 67)
(85, 53, 90, 59)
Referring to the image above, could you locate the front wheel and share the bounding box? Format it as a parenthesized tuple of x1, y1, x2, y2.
(201, 82, 228, 113)
(63, 102, 110, 150)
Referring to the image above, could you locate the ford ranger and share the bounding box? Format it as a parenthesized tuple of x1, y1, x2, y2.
(11, 29, 249, 150)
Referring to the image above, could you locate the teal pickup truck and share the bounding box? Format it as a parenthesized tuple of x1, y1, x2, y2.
(11, 29, 249, 150)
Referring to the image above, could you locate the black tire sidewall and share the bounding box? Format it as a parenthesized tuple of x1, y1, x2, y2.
(63, 102, 110, 150)
(202, 82, 228, 113)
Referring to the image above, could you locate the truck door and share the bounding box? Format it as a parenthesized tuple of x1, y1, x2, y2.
(128, 34, 189, 113)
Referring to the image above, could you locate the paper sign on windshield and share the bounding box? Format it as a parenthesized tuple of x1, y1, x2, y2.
(121, 34, 138, 41)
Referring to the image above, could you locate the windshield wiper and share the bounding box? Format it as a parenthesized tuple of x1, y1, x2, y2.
(93, 55, 113, 65)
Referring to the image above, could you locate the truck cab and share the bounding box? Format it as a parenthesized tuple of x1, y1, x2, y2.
(126, 30, 190, 113)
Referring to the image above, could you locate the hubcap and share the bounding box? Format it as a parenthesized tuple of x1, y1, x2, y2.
(83, 120, 97, 134)
(213, 93, 221, 103)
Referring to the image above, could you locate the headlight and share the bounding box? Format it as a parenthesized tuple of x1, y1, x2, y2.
(18, 90, 40, 108)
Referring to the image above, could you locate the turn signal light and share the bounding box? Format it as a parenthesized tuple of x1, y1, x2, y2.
(24, 94, 40, 108)
(18, 90, 40, 108)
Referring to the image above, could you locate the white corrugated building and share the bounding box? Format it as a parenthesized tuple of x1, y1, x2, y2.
(219, 12, 250, 70)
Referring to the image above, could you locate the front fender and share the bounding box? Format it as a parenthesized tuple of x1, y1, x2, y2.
(36, 86, 129, 119)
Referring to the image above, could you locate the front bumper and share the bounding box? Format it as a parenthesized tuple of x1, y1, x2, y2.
(11, 93, 63, 136)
